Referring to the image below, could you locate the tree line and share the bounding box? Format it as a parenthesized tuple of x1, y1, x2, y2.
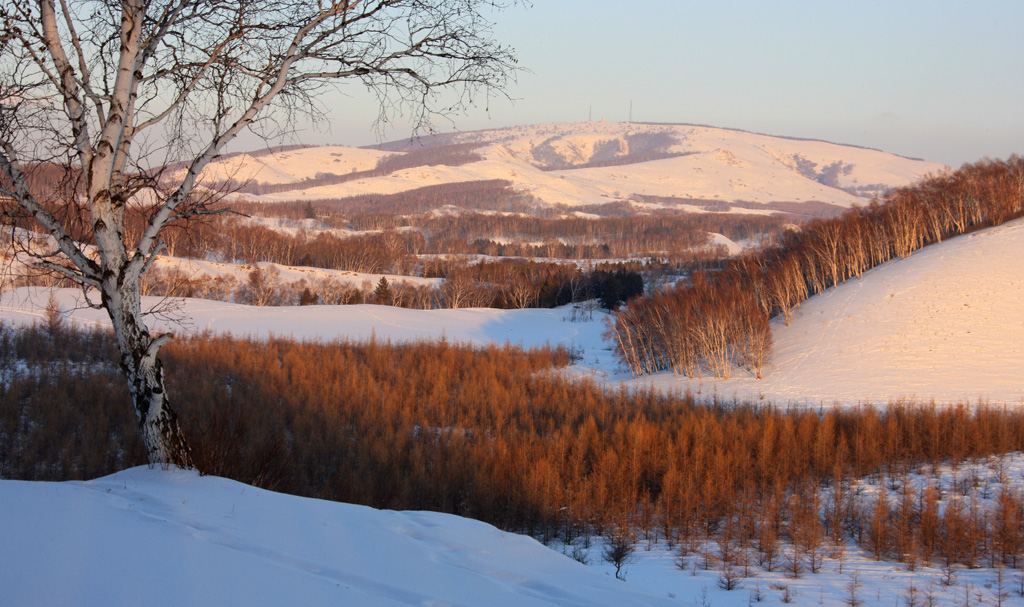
(139, 257, 644, 311)
(5, 322, 1024, 572)
(237, 179, 538, 216)
(612, 156, 1024, 379)
(155, 202, 784, 273)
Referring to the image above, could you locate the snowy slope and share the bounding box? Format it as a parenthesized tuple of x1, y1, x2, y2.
(0, 287, 606, 354)
(641, 217, 1024, 406)
(206, 122, 946, 211)
(0, 467, 676, 607)
(192, 145, 390, 185)
(150, 256, 442, 291)
(4, 458, 1023, 607)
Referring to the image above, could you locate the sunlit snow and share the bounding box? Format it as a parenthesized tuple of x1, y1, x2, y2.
(0, 467, 676, 606)
(200, 122, 946, 209)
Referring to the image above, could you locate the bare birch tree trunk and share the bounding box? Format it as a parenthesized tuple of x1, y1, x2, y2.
(102, 278, 192, 467)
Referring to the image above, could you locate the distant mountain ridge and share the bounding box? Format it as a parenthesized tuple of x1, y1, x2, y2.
(377, 121, 927, 162)
(203, 122, 947, 214)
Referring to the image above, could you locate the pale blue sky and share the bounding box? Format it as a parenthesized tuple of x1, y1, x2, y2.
(302, 1, 1023, 167)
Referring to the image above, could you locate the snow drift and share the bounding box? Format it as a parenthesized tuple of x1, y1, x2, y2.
(0, 467, 676, 606)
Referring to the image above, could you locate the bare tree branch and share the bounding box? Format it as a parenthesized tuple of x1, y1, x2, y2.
(0, 0, 521, 466)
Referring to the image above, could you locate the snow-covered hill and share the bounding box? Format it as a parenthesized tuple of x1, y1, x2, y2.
(198, 145, 391, 187)
(206, 122, 946, 212)
(0, 467, 676, 607)
(646, 216, 1024, 406)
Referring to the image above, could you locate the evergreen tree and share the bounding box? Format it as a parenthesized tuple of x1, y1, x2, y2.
(374, 278, 393, 305)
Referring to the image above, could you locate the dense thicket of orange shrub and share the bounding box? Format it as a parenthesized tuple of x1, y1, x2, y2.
(614, 156, 1024, 379)
(4, 323, 1024, 567)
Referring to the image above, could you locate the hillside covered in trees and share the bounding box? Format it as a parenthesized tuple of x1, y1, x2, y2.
(611, 156, 1024, 381)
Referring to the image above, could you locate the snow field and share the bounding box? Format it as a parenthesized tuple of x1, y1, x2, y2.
(4, 456, 1024, 606)
(0, 467, 677, 607)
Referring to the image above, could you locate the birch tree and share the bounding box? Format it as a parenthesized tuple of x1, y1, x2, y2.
(0, 0, 518, 467)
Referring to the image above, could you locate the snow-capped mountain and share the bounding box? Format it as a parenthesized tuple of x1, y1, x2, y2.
(206, 122, 947, 212)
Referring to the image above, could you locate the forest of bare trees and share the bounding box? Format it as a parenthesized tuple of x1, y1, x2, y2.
(215, 193, 786, 267)
(4, 322, 1024, 574)
(612, 156, 1024, 380)
(136, 257, 644, 312)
